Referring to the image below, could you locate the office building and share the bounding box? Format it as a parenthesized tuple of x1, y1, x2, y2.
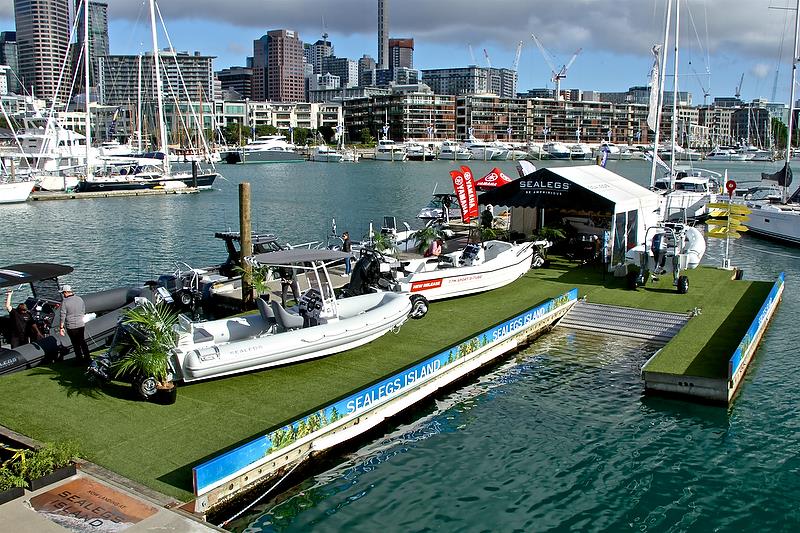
(388, 38, 413, 70)
(14, 0, 72, 103)
(252, 34, 268, 100)
(321, 56, 358, 88)
(307, 34, 333, 75)
(359, 55, 376, 86)
(266, 29, 304, 102)
(0, 32, 20, 93)
(216, 66, 253, 100)
(74, 0, 108, 90)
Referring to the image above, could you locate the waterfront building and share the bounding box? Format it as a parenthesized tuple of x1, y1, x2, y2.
(308, 85, 389, 104)
(388, 38, 413, 70)
(100, 50, 215, 107)
(321, 56, 358, 88)
(215, 99, 342, 135)
(266, 29, 305, 103)
(698, 106, 736, 147)
(216, 66, 252, 100)
(0, 65, 9, 95)
(457, 94, 528, 142)
(526, 98, 651, 145)
(343, 85, 455, 142)
(0, 32, 20, 94)
(14, 0, 71, 103)
(378, 0, 389, 69)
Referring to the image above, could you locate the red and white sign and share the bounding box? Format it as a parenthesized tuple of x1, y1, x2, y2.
(411, 278, 443, 292)
(726, 179, 737, 198)
(460, 165, 479, 221)
(475, 167, 513, 189)
(450, 170, 471, 223)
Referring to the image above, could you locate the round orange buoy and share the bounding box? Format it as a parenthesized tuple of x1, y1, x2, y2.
(726, 179, 736, 198)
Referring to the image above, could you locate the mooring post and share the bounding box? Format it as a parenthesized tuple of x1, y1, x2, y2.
(239, 182, 253, 309)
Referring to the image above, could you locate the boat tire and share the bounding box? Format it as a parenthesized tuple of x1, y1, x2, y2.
(135, 375, 159, 400)
(626, 271, 638, 290)
(677, 275, 689, 294)
(531, 252, 545, 269)
(179, 290, 193, 306)
(409, 295, 429, 319)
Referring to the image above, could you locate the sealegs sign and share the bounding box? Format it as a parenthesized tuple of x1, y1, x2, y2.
(519, 177, 571, 196)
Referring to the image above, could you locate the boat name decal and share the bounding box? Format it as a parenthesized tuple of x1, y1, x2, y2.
(411, 279, 442, 292)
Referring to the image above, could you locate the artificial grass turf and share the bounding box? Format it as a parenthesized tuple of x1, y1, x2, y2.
(0, 259, 774, 501)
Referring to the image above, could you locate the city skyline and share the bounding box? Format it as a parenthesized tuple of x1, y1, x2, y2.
(0, 0, 795, 104)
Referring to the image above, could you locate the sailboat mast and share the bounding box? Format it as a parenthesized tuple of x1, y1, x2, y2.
(149, 0, 169, 174)
(136, 53, 142, 151)
(82, 0, 91, 175)
(649, 0, 673, 188)
(669, 0, 680, 184)
(783, 0, 800, 203)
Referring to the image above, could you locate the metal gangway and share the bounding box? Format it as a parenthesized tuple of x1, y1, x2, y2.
(556, 300, 691, 346)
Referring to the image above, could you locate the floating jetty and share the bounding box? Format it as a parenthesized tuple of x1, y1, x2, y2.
(30, 188, 200, 201)
(0, 259, 782, 524)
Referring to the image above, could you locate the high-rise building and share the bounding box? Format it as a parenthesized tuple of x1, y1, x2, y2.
(421, 66, 517, 98)
(378, 0, 389, 69)
(216, 66, 253, 100)
(74, 1, 108, 91)
(308, 34, 333, 75)
(100, 50, 215, 107)
(0, 31, 20, 93)
(266, 29, 304, 102)
(14, 0, 72, 102)
(388, 38, 413, 71)
(359, 54, 376, 86)
(321, 56, 358, 88)
(252, 34, 269, 100)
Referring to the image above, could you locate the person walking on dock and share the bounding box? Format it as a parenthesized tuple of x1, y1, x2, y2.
(342, 232, 352, 275)
(59, 285, 91, 365)
(279, 268, 300, 308)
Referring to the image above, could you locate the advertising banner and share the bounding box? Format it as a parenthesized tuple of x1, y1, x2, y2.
(460, 165, 479, 220)
(450, 170, 471, 223)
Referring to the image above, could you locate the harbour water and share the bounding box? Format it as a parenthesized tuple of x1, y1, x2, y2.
(2, 158, 798, 531)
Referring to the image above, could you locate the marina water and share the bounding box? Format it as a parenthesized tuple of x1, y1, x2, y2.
(2, 159, 798, 531)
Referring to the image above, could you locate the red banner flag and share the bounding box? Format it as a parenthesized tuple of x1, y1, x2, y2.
(450, 170, 472, 223)
(475, 167, 513, 189)
(459, 165, 479, 220)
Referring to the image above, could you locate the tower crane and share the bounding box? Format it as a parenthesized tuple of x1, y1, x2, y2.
(735, 73, 744, 99)
(531, 33, 581, 101)
(689, 62, 711, 106)
(483, 48, 492, 68)
(468, 43, 477, 65)
(511, 40, 523, 71)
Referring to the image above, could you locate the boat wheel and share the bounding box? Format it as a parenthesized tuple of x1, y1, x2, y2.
(135, 375, 159, 400)
(677, 275, 689, 294)
(409, 294, 429, 319)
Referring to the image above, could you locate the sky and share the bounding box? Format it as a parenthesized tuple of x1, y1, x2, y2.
(0, 0, 796, 104)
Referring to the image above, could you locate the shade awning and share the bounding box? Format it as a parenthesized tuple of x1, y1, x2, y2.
(250, 249, 351, 265)
(0, 263, 74, 289)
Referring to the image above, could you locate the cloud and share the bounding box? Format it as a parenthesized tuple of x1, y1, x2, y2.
(98, 0, 790, 61)
(751, 63, 771, 79)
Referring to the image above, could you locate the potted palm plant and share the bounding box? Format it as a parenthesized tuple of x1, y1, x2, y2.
(113, 302, 179, 404)
(411, 225, 443, 255)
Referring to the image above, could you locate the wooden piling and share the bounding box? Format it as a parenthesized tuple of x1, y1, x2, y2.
(239, 182, 253, 309)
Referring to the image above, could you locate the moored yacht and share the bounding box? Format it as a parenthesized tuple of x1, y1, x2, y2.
(463, 137, 504, 160)
(569, 143, 593, 160)
(543, 142, 571, 159)
(706, 146, 748, 161)
(437, 140, 472, 160)
(309, 144, 344, 163)
(227, 136, 303, 164)
(404, 142, 436, 161)
(374, 139, 407, 161)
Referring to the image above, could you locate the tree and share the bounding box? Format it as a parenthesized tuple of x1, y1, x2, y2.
(773, 117, 788, 150)
(318, 125, 335, 143)
(223, 122, 246, 145)
(360, 127, 374, 145)
(292, 127, 311, 146)
(255, 124, 278, 137)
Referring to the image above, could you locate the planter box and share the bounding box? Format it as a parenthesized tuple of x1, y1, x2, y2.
(29, 464, 77, 491)
(0, 486, 25, 506)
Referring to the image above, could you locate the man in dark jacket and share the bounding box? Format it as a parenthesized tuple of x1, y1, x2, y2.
(59, 285, 91, 365)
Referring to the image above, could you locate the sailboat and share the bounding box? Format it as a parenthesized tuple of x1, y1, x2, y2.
(78, 0, 218, 192)
(744, 0, 800, 243)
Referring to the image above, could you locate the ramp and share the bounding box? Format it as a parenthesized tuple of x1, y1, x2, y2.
(556, 300, 690, 345)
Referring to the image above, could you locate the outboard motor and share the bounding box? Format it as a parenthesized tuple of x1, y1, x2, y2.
(343, 250, 383, 296)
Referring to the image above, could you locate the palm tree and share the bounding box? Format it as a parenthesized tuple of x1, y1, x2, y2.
(412, 225, 443, 255)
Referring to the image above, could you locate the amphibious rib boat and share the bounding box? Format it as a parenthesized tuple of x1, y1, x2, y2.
(166, 249, 415, 382)
(346, 240, 536, 317)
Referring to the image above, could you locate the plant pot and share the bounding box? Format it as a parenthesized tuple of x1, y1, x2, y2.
(0, 486, 25, 505)
(154, 384, 177, 405)
(28, 464, 77, 491)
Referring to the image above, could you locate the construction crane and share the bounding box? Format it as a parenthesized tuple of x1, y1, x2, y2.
(511, 40, 523, 72)
(531, 33, 581, 101)
(689, 62, 711, 106)
(468, 43, 477, 65)
(483, 48, 492, 68)
(735, 73, 744, 99)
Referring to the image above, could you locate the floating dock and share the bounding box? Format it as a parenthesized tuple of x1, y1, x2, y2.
(0, 260, 783, 523)
(30, 188, 200, 201)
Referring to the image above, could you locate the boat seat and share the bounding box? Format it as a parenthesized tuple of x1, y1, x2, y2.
(256, 297, 277, 333)
(192, 327, 214, 344)
(270, 301, 304, 331)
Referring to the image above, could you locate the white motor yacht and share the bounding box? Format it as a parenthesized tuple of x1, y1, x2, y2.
(595, 142, 633, 160)
(0, 179, 36, 204)
(405, 142, 436, 161)
(543, 142, 571, 159)
(437, 140, 472, 160)
(310, 144, 344, 163)
(463, 137, 504, 161)
(232, 136, 303, 163)
(374, 139, 407, 161)
(706, 146, 748, 161)
(569, 143, 593, 160)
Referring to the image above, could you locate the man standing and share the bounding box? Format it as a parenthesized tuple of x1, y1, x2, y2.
(342, 231, 352, 275)
(59, 285, 90, 365)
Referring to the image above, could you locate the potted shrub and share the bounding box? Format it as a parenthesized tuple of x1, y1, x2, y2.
(371, 231, 397, 254)
(0, 462, 26, 504)
(113, 302, 179, 404)
(411, 225, 444, 255)
(234, 264, 273, 302)
(25, 442, 80, 490)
